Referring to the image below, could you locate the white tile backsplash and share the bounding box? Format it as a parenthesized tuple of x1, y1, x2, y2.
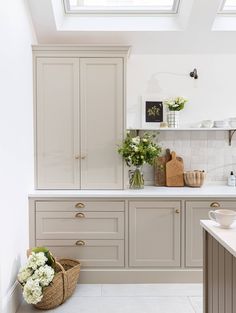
(140, 130, 236, 185)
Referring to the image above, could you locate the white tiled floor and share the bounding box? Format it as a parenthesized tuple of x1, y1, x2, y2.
(17, 284, 203, 313)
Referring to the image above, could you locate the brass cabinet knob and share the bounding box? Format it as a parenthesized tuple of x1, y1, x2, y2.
(75, 240, 85, 246)
(75, 212, 85, 218)
(210, 202, 220, 208)
(75, 203, 85, 209)
(175, 209, 180, 214)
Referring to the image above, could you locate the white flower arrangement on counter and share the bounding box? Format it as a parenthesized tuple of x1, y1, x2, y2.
(164, 96, 188, 111)
(18, 248, 55, 304)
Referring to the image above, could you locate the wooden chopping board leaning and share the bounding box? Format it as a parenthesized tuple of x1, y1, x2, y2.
(166, 151, 184, 187)
(154, 149, 171, 186)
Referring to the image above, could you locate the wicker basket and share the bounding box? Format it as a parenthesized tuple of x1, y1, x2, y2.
(57, 259, 81, 300)
(184, 170, 206, 188)
(34, 259, 80, 310)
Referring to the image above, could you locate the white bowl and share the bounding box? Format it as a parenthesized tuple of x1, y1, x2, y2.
(214, 120, 229, 128)
(201, 120, 214, 128)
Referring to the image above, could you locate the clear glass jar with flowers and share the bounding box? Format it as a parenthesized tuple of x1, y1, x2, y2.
(118, 132, 161, 189)
(164, 96, 188, 128)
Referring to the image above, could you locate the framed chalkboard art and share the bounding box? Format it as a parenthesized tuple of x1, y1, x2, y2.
(141, 97, 164, 129)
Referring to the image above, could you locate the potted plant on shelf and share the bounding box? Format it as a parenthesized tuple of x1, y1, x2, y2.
(118, 132, 161, 189)
(164, 96, 188, 128)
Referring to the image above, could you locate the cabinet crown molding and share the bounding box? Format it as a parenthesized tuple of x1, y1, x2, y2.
(32, 44, 131, 57)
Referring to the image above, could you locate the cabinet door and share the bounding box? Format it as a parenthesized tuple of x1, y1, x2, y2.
(36, 58, 79, 189)
(186, 200, 236, 267)
(80, 58, 124, 189)
(129, 201, 181, 267)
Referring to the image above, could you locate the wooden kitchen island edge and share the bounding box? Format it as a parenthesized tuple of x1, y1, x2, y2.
(201, 220, 236, 313)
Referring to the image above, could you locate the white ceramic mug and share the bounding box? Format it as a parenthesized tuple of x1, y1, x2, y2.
(208, 209, 236, 228)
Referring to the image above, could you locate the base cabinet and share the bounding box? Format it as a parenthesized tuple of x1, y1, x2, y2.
(186, 200, 236, 267)
(129, 201, 181, 267)
(30, 196, 236, 283)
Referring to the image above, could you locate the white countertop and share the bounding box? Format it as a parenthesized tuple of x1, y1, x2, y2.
(29, 185, 236, 198)
(201, 220, 236, 257)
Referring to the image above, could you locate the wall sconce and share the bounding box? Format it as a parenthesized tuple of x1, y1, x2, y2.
(190, 68, 198, 79)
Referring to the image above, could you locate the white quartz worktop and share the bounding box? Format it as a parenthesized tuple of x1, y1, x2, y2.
(29, 185, 236, 198)
(201, 220, 236, 258)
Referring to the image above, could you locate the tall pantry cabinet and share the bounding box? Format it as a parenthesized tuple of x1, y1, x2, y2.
(33, 46, 130, 189)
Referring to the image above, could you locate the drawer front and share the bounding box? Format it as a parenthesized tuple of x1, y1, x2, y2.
(36, 211, 124, 240)
(36, 239, 124, 267)
(186, 200, 236, 267)
(36, 201, 125, 212)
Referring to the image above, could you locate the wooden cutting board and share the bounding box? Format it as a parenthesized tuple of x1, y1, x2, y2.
(166, 151, 184, 187)
(154, 149, 171, 186)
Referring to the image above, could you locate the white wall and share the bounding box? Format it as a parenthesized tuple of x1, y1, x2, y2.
(0, 1, 36, 312)
(127, 54, 236, 183)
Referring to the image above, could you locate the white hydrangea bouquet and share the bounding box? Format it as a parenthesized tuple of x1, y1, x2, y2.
(18, 247, 56, 305)
(164, 96, 188, 111)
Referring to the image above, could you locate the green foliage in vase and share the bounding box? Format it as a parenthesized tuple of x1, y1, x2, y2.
(118, 132, 162, 167)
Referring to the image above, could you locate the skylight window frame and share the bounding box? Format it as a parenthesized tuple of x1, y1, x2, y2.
(63, 0, 180, 15)
(218, 0, 236, 14)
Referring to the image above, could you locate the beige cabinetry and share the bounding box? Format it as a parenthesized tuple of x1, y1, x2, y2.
(34, 200, 125, 268)
(185, 200, 236, 267)
(36, 58, 79, 189)
(30, 195, 236, 283)
(34, 46, 129, 190)
(129, 201, 181, 267)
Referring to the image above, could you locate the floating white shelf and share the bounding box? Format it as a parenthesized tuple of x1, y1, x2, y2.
(128, 128, 235, 131)
(127, 128, 236, 146)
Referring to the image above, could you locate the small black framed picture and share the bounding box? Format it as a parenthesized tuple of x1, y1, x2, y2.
(142, 97, 164, 129)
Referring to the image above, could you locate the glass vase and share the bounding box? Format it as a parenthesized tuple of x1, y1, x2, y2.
(129, 166, 144, 189)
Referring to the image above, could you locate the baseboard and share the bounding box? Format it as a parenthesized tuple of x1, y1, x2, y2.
(79, 269, 203, 283)
(2, 281, 22, 313)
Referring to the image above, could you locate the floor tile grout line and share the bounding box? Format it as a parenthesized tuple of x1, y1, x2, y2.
(187, 296, 198, 313)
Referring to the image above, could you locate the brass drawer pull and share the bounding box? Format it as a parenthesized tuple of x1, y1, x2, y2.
(175, 209, 180, 214)
(75, 203, 85, 209)
(76, 240, 85, 246)
(210, 202, 220, 208)
(75, 212, 85, 218)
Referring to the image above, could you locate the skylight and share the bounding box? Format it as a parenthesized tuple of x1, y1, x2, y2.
(64, 0, 180, 14)
(219, 0, 236, 13)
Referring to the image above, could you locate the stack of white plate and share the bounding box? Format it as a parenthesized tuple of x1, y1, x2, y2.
(229, 117, 236, 128)
(214, 120, 229, 128)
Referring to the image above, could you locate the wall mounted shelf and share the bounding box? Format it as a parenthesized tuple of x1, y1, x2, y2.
(127, 128, 236, 146)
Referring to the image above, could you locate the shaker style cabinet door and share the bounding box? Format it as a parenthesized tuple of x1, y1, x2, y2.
(80, 58, 124, 189)
(36, 58, 80, 189)
(185, 200, 236, 267)
(129, 201, 181, 267)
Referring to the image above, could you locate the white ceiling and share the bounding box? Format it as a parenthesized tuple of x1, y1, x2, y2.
(27, 0, 236, 54)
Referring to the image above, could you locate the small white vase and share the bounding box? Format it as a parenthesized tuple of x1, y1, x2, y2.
(167, 111, 180, 128)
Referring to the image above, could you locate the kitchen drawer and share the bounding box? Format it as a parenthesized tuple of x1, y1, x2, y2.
(36, 211, 124, 240)
(36, 239, 124, 267)
(186, 200, 236, 211)
(36, 201, 125, 212)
